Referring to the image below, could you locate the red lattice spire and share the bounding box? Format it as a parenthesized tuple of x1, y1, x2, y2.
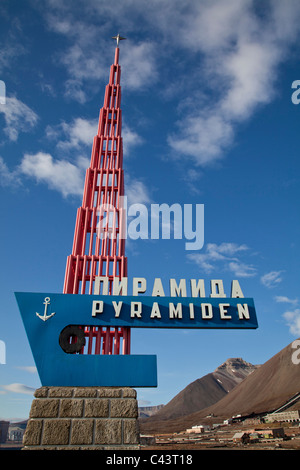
(63, 41, 130, 355)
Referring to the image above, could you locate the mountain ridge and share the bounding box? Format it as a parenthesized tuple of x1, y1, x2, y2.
(141, 357, 258, 423)
(140, 339, 300, 434)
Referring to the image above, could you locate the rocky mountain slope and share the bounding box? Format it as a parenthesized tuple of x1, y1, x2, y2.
(141, 358, 258, 423)
(140, 339, 300, 434)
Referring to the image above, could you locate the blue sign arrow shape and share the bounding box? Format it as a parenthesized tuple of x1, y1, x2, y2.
(15, 292, 158, 388)
(15, 291, 258, 388)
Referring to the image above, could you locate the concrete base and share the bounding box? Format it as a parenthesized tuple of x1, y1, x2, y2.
(22, 386, 140, 450)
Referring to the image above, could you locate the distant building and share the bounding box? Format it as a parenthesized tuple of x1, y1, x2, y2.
(0, 421, 9, 443)
(223, 418, 232, 425)
(223, 415, 243, 425)
(140, 435, 156, 445)
(264, 410, 300, 423)
(186, 425, 209, 434)
(249, 432, 260, 442)
(9, 423, 26, 442)
(232, 432, 250, 443)
(242, 417, 263, 426)
(260, 428, 285, 439)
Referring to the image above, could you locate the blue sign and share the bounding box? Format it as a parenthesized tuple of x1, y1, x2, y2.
(15, 292, 257, 388)
(15, 292, 157, 388)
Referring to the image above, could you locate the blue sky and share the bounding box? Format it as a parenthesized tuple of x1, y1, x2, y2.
(1, 0, 300, 420)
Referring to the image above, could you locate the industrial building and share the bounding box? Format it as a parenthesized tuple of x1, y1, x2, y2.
(186, 425, 210, 434)
(264, 410, 300, 423)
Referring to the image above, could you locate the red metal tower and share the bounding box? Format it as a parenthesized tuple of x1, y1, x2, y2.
(63, 38, 130, 355)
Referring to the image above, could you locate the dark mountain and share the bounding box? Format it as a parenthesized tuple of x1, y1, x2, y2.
(199, 339, 300, 419)
(140, 339, 300, 434)
(141, 358, 258, 423)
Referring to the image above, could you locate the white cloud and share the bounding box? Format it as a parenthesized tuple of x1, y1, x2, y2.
(44, 12, 105, 82)
(260, 270, 284, 288)
(228, 261, 257, 278)
(138, 399, 151, 406)
(220, 40, 279, 120)
(1, 383, 35, 395)
(168, 113, 234, 166)
(283, 309, 300, 336)
(15, 366, 37, 374)
(44, 7, 158, 100)
(0, 96, 38, 141)
(181, 168, 203, 195)
(20, 152, 86, 197)
(45, 13, 74, 36)
(59, 40, 158, 95)
(275, 296, 298, 306)
(0, 18, 27, 74)
(55, 117, 98, 150)
(122, 123, 144, 155)
(187, 242, 256, 277)
(210, 242, 248, 257)
(121, 41, 158, 90)
(0, 156, 22, 188)
(46, 117, 143, 156)
(64, 79, 87, 104)
(19, 146, 146, 199)
(167, 0, 300, 165)
(15, 112, 144, 198)
(37, 1, 300, 164)
(125, 176, 151, 207)
(59, 43, 105, 84)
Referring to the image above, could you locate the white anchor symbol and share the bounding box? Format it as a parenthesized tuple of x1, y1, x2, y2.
(36, 297, 56, 322)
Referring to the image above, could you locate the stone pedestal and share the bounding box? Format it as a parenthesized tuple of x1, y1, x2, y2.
(22, 386, 140, 450)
